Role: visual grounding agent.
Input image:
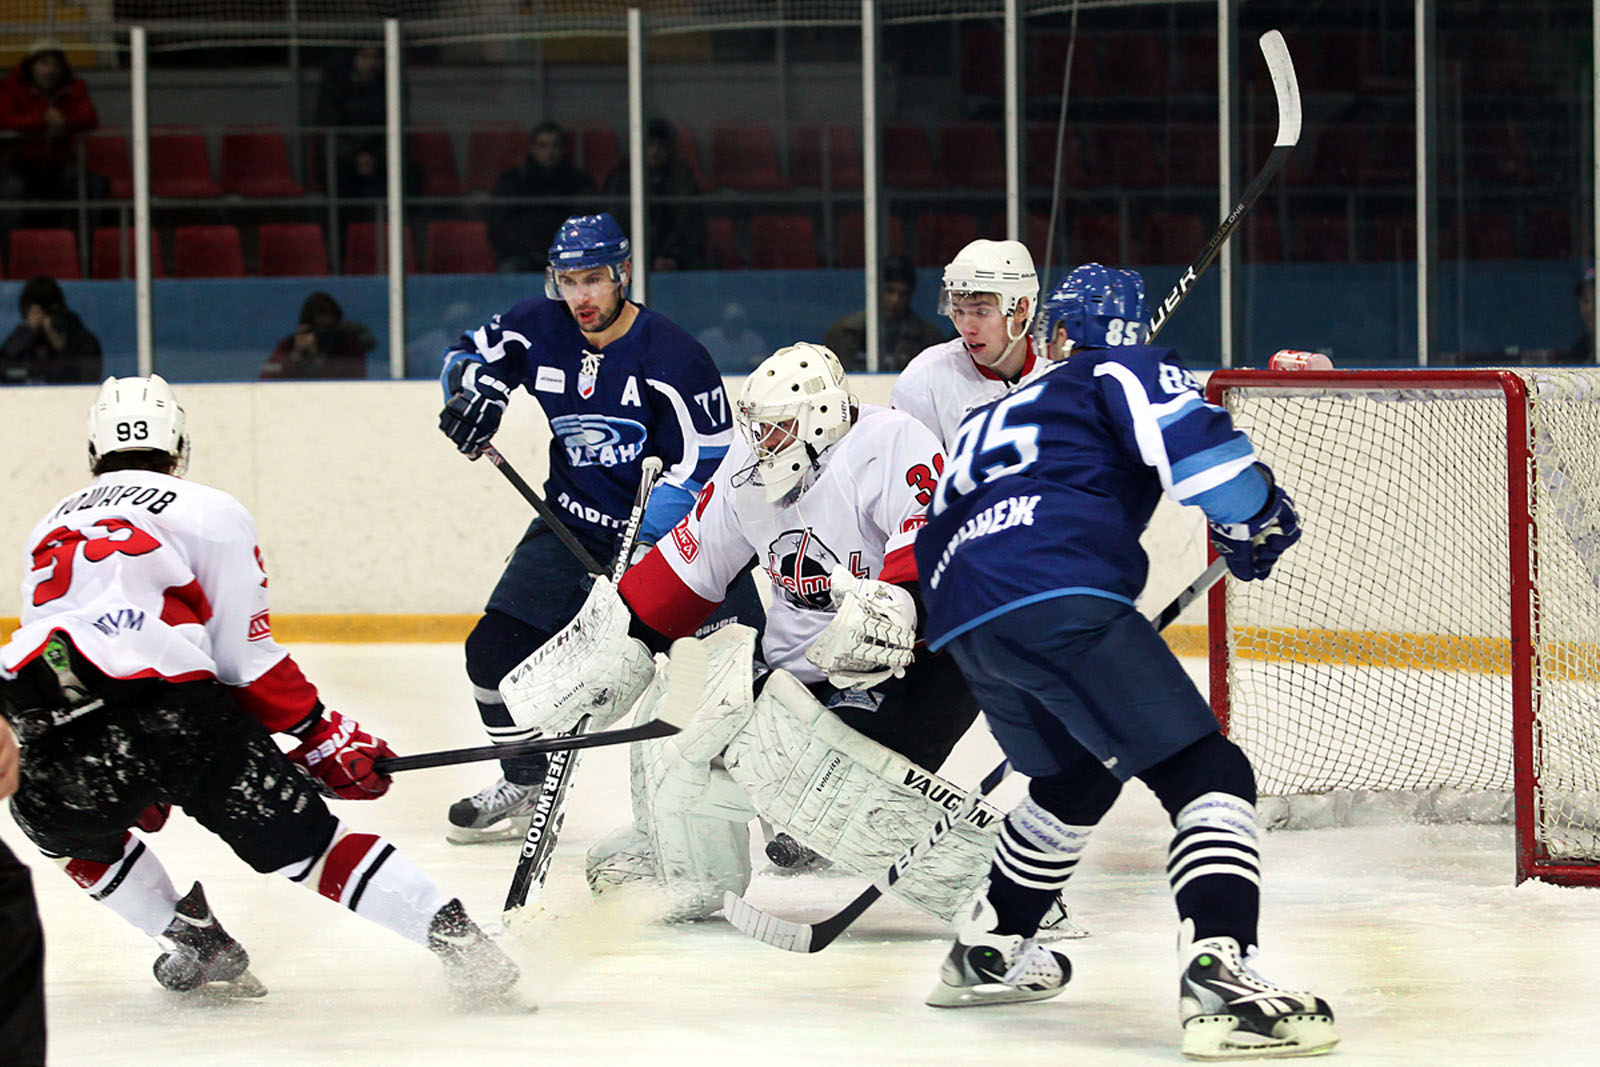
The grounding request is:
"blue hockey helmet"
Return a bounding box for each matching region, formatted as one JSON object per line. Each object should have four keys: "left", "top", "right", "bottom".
{"left": 546, "top": 212, "right": 631, "bottom": 299}
{"left": 1034, "top": 262, "right": 1148, "bottom": 356}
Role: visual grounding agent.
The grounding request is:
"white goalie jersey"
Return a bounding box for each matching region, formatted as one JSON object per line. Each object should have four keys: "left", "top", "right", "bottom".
{"left": 620, "top": 403, "right": 945, "bottom": 683}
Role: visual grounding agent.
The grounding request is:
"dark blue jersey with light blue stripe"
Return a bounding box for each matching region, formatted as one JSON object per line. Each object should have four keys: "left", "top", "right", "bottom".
{"left": 914, "top": 344, "right": 1267, "bottom": 650}
{"left": 441, "top": 297, "right": 732, "bottom": 546}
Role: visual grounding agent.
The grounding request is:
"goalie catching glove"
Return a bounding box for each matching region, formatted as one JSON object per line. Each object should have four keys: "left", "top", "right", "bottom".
{"left": 1208, "top": 463, "right": 1302, "bottom": 582}
{"left": 439, "top": 360, "right": 511, "bottom": 456}
{"left": 805, "top": 565, "right": 918, "bottom": 690}
{"left": 285, "top": 708, "right": 396, "bottom": 800}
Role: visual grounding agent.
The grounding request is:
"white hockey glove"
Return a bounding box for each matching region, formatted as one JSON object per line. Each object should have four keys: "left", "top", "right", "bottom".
{"left": 498, "top": 577, "right": 656, "bottom": 735}
{"left": 805, "top": 565, "right": 918, "bottom": 690}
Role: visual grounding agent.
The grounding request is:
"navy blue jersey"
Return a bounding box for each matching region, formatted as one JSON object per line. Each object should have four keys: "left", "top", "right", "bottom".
{"left": 915, "top": 345, "right": 1266, "bottom": 650}
{"left": 442, "top": 297, "right": 732, "bottom": 546}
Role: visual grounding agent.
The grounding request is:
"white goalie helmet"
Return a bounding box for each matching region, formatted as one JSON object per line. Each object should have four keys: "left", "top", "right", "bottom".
{"left": 87, "top": 374, "right": 189, "bottom": 474}
{"left": 737, "top": 342, "right": 854, "bottom": 502}
{"left": 937, "top": 239, "right": 1039, "bottom": 326}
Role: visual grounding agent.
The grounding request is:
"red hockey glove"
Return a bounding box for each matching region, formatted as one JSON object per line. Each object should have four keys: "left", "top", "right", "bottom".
{"left": 286, "top": 709, "right": 396, "bottom": 800}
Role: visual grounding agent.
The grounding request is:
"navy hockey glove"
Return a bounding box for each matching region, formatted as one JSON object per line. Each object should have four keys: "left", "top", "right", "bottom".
{"left": 1208, "top": 467, "right": 1301, "bottom": 581}
{"left": 439, "top": 362, "right": 511, "bottom": 456}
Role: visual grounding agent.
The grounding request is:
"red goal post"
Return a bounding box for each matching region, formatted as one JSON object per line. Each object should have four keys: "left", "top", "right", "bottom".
{"left": 1205, "top": 368, "right": 1600, "bottom": 887}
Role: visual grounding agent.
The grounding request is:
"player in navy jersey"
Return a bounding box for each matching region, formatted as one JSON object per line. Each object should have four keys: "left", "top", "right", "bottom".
{"left": 914, "top": 264, "right": 1337, "bottom": 1060}
{"left": 437, "top": 212, "right": 764, "bottom": 841}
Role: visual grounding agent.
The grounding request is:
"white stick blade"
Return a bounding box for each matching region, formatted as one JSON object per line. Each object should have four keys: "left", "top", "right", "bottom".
{"left": 1258, "top": 30, "right": 1303, "bottom": 148}
{"left": 722, "top": 891, "right": 813, "bottom": 952}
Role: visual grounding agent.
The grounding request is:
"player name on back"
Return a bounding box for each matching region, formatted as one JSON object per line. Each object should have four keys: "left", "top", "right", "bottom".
{"left": 927, "top": 493, "right": 1041, "bottom": 591}
{"left": 54, "top": 482, "right": 179, "bottom": 518}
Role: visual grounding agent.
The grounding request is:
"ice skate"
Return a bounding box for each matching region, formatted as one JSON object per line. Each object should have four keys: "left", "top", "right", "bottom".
{"left": 1178, "top": 930, "right": 1337, "bottom": 1060}
{"left": 925, "top": 894, "right": 1070, "bottom": 1008}
{"left": 427, "top": 898, "right": 524, "bottom": 1009}
{"left": 153, "top": 882, "right": 266, "bottom": 998}
{"left": 446, "top": 775, "right": 537, "bottom": 844}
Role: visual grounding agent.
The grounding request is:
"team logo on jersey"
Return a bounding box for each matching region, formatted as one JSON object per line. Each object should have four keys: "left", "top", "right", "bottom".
{"left": 578, "top": 349, "right": 604, "bottom": 399}
{"left": 247, "top": 610, "right": 272, "bottom": 641}
{"left": 763, "top": 529, "right": 867, "bottom": 610}
{"left": 549, "top": 413, "right": 649, "bottom": 467}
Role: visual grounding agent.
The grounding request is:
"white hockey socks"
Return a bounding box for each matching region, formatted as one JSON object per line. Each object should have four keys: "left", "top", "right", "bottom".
{"left": 275, "top": 823, "right": 448, "bottom": 945}
{"left": 61, "top": 830, "right": 181, "bottom": 936}
{"left": 1168, "top": 792, "right": 1261, "bottom": 947}
{"left": 985, "top": 796, "right": 1094, "bottom": 934}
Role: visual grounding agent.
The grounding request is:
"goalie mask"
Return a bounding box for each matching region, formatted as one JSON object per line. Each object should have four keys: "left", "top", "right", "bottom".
{"left": 87, "top": 374, "right": 189, "bottom": 475}
{"left": 1034, "top": 262, "right": 1148, "bottom": 359}
{"left": 737, "top": 343, "right": 854, "bottom": 503}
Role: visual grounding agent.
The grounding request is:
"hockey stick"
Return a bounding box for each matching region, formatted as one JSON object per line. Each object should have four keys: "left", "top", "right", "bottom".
{"left": 502, "top": 457, "right": 664, "bottom": 920}
{"left": 722, "top": 560, "right": 1230, "bottom": 953}
{"left": 479, "top": 444, "right": 606, "bottom": 577}
{"left": 374, "top": 714, "right": 682, "bottom": 774}
{"left": 1147, "top": 29, "right": 1301, "bottom": 340}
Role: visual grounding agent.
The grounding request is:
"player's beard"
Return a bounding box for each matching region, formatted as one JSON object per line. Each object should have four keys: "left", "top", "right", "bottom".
{"left": 576, "top": 287, "right": 626, "bottom": 336}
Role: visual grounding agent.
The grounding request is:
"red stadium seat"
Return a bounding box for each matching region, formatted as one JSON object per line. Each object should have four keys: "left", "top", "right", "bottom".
{"left": 466, "top": 127, "right": 529, "bottom": 191}
{"left": 425, "top": 220, "right": 495, "bottom": 274}
{"left": 220, "top": 130, "right": 304, "bottom": 197}
{"left": 834, "top": 213, "right": 906, "bottom": 269}
{"left": 708, "top": 125, "right": 788, "bottom": 191}
{"left": 150, "top": 130, "right": 222, "bottom": 198}
{"left": 1094, "top": 34, "right": 1167, "bottom": 98}
{"left": 938, "top": 124, "right": 1005, "bottom": 190}
{"left": 791, "top": 124, "right": 862, "bottom": 189}
{"left": 258, "top": 223, "right": 330, "bottom": 276}
{"left": 343, "top": 222, "right": 416, "bottom": 274}
{"left": 173, "top": 225, "right": 245, "bottom": 277}
{"left": 1165, "top": 125, "right": 1220, "bottom": 187}
{"left": 882, "top": 125, "right": 939, "bottom": 189}
{"left": 913, "top": 212, "right": 983, "bottom": 266}
{"left": 84, "top": 133, "right": 133, "bottom": 199}
{"left": 577, "top": 126, "right": 621, "bottom": 187}
{"left": 1089, "top": 126, "right": 1162, "bottom": 188}
{"left": 1243, "top": 214, "right": 1283, "bottom": 263}
{"left": 1142, "top": 211, "right": 1207, "bottom": 265}
{"left": 9, "top": 228, "right": 81, "bottom": 280}
{"left": 91, "top": 226, "right": 166, "bottom": 279}
{"left": 961, "top": 24, "right": 1004, "bottom": 100}
{"left": 1026, "top": 123, "right": 1089, "bottom": 189}
{"left": 749, "top": 215, "right": 820, "bottom": 269}
{"left": 1069, "top": 212, "right": 1123, "bottom": 264}
{"left": 409, "top": 129, "right": 463, "bottom": 196}
{"left": 706, "top": 216, "right": 743, "bottom": 269}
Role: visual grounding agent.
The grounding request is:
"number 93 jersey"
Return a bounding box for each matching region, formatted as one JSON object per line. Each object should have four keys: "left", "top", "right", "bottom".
{"left": 914, "top": 345, "right": 1258, "bottom": 651}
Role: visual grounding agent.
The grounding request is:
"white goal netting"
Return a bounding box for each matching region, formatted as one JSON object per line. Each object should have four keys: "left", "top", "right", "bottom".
{"left": 1212, "top": 369, "right": 1600, "bottom": 883}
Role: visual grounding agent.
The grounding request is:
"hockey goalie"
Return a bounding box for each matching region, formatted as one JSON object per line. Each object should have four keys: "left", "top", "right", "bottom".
{"left": 497, "top": 343, "right": 1059, "bottom": 927}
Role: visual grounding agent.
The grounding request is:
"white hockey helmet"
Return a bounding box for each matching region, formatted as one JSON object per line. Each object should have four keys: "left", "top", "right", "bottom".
{"left": 737, "top": 342, "right": 853, "bottom": 502}
{"left": 938, "top": 239, "right": 1039, "bottom": 324}
{"left": 87, "top": 374, "right": 189, "bottom": 475}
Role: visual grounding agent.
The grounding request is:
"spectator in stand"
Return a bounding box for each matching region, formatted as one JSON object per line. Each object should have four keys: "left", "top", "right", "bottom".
{"left": 260, "top": 291, "right": 374, "bottom": 380}
{"left": 490, "top": 122, "right": 596, "bottom": 273}
{"left": 694, "top": 302, "right": 768, "bottom": 370}
{"left": 1, "top": 275, "right": 102, "bottom": 385}
{"left": 824, "top": 254, "right": 949, "bottom": 372}
{"left": 0, "top": 39, "right": 105, "bottom": 234}
{"left": 604, "top": 118, "right": 706, "bottom": 271}
{"left": 314, "top": 46, "right": 412, "bottom": 200}
{"left": 1559, "top": 267, "right": 1596, "bottom": 364}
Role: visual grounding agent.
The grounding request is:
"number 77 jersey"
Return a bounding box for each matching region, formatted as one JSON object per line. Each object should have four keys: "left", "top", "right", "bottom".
{"left": 913, "top": 344, "right": 1259, "bottom": 652}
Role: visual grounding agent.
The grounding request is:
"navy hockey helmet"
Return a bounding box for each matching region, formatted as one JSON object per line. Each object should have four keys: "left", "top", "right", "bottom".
{"left": 1034, "top": 262, "right": 1148, "bottom": 356}
{"left": 546, "top": 212, "right": 631, "bottom": 299}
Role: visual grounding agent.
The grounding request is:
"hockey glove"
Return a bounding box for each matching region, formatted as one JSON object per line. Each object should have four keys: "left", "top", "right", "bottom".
{"left": 1208, "top": 465, "right": 1302, "bottom": 582}
{"left": 135, "top": 802, "right": 172, "bottom": 832}
{"left": 439, "top": 362, "right": 511, "bottom": 456}
{"left": 285, "top": 709, "right": 396, "bottom": 800}
{"left": 807, "top": 566, "right": 919, "bottom": 690}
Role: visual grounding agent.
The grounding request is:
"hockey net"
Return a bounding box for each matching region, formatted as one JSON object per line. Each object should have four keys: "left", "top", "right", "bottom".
{"left": 1206, "top": 369, "right": 1600, "bottom": 887}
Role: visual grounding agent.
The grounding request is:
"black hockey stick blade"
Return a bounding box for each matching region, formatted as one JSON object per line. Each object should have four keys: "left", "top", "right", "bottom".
{"left": 1147, "top": 29, "right": 1301, "bottom": 340}
{"left": 479, "top": 445, "right": 607, "bottom": 577}
{"left": 374, "top": 715, "right": 679, "bottom": 774}
{"left": 722, "top": 759, "right": 1012, "bottom": 953}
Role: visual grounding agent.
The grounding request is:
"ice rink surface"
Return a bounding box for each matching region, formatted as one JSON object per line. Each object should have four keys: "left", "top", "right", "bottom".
{"left": 5, "top": 644, "right": 1598, "bottom": 1067}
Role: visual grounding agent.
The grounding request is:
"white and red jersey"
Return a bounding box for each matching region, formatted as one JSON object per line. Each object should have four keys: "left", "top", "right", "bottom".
{"left": 1, "top": 470, "right": 318, "bottom": 731}
{"left": 621, "top": 403, "right": 945, "bottom": 684}
{"left": 890, "top": 336, "right": 1041, "bottom": 450}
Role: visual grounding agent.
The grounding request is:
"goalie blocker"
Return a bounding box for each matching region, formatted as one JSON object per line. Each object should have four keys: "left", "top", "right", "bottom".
{"left": 585, "top": 625, "right": 1004, "bottom": 923}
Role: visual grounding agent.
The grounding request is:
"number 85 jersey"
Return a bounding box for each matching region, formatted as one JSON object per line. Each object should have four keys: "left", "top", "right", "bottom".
{"left": 913, "top": 345, "right": 1259, "bottom": 651}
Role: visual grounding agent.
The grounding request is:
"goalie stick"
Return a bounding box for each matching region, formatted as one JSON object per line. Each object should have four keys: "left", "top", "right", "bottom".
{"left": 502, "top": 457, "right": 664, "bottom": 921}
{"left": 1147, "top": 29, "right": 1302, "bottom": 340}
{"left": 722, "top": 559, "right": 1230, "bottom": 953}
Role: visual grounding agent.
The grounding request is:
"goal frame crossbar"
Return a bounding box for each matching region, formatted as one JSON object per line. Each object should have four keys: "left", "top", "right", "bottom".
{"left": 1205, "top": 368, "right": 1595, "bottom": 887}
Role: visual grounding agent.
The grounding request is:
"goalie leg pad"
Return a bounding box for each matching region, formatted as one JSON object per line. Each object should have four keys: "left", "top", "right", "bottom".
{"left": 497, "top": 578, "right": 656, "bottom": 735}
{"left": 723, "top": 670, "right": 1004, "bottom": 923}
